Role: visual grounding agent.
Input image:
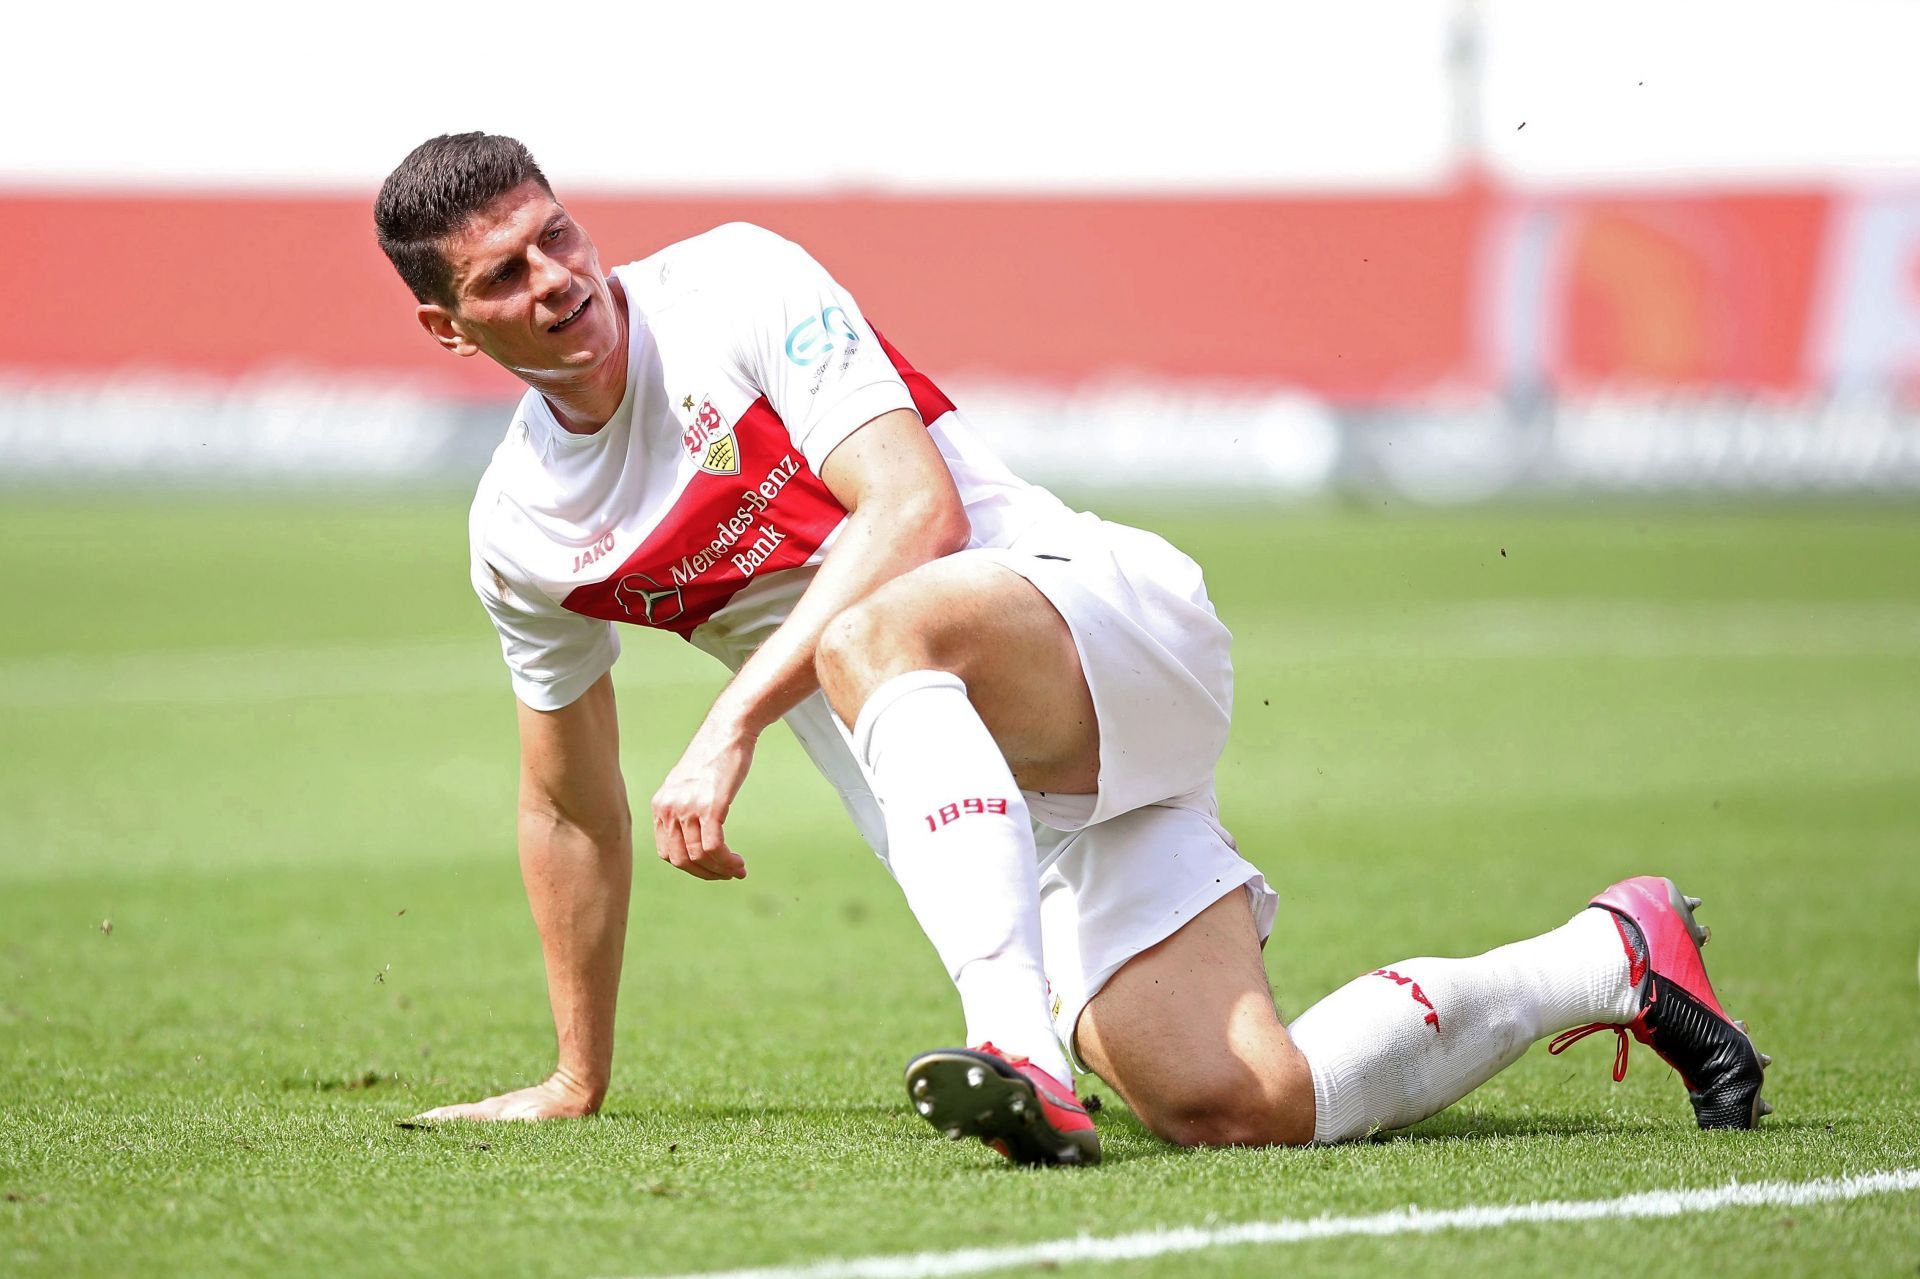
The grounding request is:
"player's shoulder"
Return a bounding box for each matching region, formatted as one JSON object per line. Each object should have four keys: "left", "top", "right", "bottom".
{"left": 623, "top": 222, "right": 811, "bottom": 299}
{"left": 663, "top": 220, "right": 799, "bottom": 263}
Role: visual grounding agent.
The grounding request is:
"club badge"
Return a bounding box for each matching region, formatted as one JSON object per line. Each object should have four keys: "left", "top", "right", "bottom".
{"left": 682, "top": 395, "right": 741, "bottom": 476}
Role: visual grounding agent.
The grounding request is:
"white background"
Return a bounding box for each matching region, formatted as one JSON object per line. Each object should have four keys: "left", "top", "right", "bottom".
{"left": 7, "top": 0, "right": 1918, "bottom": 192}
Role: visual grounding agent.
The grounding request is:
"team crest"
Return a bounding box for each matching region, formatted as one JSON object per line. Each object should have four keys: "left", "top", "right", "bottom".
{"left": 682, "top": 395, "right": 741, "bottom": 476}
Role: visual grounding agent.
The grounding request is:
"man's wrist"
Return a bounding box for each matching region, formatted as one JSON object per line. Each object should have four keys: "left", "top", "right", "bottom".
{"left": 702, "top": 693, "right": 770, "bottom": 743}
{"left": 550, "top": 1064, "right": 607, "bottom": 1107}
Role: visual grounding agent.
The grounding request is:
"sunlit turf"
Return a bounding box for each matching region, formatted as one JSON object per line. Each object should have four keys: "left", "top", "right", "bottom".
{"left": 3, "top": 494, "right": 1918, "bottom": 1278}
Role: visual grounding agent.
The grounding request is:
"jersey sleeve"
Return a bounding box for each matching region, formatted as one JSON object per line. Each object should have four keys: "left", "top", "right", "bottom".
{"left": 470, "top": 546, "right": 620, "bottom": 712}
{"left": 726, "top": 225, "right": 917, "bottom": 475}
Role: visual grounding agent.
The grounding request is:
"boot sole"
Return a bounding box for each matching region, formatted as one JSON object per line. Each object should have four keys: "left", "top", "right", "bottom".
{"left": 904, "top": 1050, "right": 1101, "bottom": 1166}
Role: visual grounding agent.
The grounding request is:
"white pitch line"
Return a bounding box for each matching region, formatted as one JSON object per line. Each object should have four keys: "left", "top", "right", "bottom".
{"left": 611, "top": 1168, "right": 1920, "bottom": 1279}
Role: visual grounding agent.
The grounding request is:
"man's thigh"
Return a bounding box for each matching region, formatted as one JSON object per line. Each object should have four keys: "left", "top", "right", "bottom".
{"left": 827, "top": 554, "right": 1100, "bottom": 795}
{"left": 1076, "top": 890, "right": 1315, "bottom": 1146}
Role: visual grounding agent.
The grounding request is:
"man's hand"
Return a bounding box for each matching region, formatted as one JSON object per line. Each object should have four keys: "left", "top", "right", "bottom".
{"left": 410, "top": 1068, "right": 600, "bottom": 1123}
{"left": 651, "top": 717, "right": 754, "bottom": 880}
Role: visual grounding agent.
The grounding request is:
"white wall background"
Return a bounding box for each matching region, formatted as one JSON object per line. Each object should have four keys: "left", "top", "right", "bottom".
{"left": 8, "top": 0, "right": 1917, "bottom": 192}
{"left": 1480, "top": 0, "right": 1920, "bottom": 186}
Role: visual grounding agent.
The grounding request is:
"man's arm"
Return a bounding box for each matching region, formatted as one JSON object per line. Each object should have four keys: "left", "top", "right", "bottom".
{"left": 414, "top": 670, "right": 632, "bottom": 1121}
{"left": 650, "top": 407, "right": 967, "bottom": 877}
{"left": 419, "top": 409, "right": 956, "bottom": 1119}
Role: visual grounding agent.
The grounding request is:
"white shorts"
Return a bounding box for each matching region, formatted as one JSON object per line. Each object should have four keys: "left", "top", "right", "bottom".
{"left": 970, "top": 511, "right": 1279, "bottom": 1064}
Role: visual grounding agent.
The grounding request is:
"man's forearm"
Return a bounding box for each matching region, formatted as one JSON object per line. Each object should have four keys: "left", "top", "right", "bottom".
{"left": 647, "top": 411, "right": 968, "bottom": 880}
{"left": 704, "top": 493, "right": 966, "bottom": 738}
{"left": 518, "top": 804, "right": 633, "bottom": 1103}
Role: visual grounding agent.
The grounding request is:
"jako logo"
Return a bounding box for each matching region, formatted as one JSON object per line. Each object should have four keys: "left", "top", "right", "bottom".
{"left": 784, "top": 305, "right": 858, "bottom": 366}
{"left": 1370, "top": 967, "right": 1441, "bottom": 1032}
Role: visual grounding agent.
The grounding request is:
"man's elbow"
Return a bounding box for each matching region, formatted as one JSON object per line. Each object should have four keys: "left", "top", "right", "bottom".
{"left": 921, "top": 495, "right": 971, "bottom": 559}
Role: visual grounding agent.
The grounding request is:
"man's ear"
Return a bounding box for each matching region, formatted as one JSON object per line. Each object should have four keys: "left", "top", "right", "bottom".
{"left": 417, "top": 303, "right": 481, "bottom": 358}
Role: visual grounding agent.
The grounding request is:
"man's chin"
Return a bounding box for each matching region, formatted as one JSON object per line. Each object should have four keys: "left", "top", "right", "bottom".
{"left": 501, "top": 341, "right": 612, "bottom": 382}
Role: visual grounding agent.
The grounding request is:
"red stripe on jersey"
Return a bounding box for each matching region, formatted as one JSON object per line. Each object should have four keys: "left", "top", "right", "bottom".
{"left": 872, "top": 328, "right": 957, "bottom": 425}
{"left": 560, "top": 397, "right": 847, "bottom": 637}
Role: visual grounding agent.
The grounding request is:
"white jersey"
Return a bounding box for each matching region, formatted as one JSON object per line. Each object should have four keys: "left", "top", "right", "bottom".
{"left": 469, "top": 225, "right": 1273, "bottom": 1027}
{"left": 469, "top": 222, "right": 1069, "bottom": 839}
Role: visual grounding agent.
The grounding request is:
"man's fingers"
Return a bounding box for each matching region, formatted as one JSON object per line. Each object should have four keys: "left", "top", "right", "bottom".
{"left": 684, "top": 814, "right": 746, "bottom": 878}
{"left": 698, "top": 816, "right": 746, "bottom": 874}
{"left": 691, "top": 816, "right": 747, "bottom": 879}
{"left": 679, "top": 815, "right": 717, "bottom": 874}
{"left": 653, "top": 811, "right": 691, "bottom": 864}
{"left": 652, "top": 794, "right": 746, "bottom": 880}
{"left": 661, "top": 816, "right": 723, "bottom": 880}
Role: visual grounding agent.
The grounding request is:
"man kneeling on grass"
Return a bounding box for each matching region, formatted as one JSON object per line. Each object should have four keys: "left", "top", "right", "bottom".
{"left": 375, "top": 133, "right": 1771, "bottom": 1164}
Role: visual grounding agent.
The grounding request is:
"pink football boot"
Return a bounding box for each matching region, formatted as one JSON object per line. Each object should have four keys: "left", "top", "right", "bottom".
{"left": 904, "top": 1043, "right": 1101, "bottom": 1166}
{"left": 1550, "top": 875, "right": 1772, "bottom": 1129}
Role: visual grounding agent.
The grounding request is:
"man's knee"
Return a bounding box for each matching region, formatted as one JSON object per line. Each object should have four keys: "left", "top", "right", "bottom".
{"left": 814, "top": 600, "right": 881, "bottom": 717}
{"left": 816, "top": 592, "right": 946, "bottom": 722}
{"left": 1133, "top": 1066, "right": 1315, "bottom": 1148}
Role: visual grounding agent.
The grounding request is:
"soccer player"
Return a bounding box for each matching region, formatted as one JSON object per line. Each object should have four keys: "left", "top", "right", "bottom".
{"left": 375, "top": 134, "right": 1770, "bottom": 1163}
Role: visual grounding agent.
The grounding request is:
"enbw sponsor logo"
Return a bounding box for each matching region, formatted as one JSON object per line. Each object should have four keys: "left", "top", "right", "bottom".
{"left": 784, "top": 305, "right": 858, "bottom": 366}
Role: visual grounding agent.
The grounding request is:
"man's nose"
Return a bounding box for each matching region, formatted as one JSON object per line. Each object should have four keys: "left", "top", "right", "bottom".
{"left": 529, "top": 248, "right": 571, "bottom": 297}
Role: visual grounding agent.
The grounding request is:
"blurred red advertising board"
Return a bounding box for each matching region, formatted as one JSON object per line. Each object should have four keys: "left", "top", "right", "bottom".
{"left": 0, "top": 184, "right": 1852, "bottom": 401}
{"left": 1535, "top": 192, "right": 1828, "bottom": 393}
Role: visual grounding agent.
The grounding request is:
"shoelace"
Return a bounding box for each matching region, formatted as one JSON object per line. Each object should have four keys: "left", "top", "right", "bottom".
{"left": 974, "top": 1043, "right": 1087, "bottom": 1117}
{"left": 976, "top": 1041, "right": 1028, "bottom": 1068}
{"left": 1548, "top": 1022, "right": 1633, "bottom": 1082}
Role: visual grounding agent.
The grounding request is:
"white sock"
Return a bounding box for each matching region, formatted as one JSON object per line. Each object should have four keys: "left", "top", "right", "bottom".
{"left": 853, "top": 670, "right": 1072, "bottom": 1084}
{"left": 1287, "top": 906, "right": 1641, "bottom": 1143}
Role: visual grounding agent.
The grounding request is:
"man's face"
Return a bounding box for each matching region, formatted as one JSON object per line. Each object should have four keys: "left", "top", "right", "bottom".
{"left": 419, "top": 182, "right": 620, "bottom": 378}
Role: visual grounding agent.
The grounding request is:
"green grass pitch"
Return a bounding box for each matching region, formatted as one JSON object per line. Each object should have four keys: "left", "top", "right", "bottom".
{"left": 2, "top": 495, "right": 1917, "bottom": 1277}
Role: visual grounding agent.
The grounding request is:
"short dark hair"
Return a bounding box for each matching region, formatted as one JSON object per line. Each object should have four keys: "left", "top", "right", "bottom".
{"left": 374, "top": 133, "right": 553, "bottom": 306}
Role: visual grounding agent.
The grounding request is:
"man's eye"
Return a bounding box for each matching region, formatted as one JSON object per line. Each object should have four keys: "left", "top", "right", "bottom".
{"left": 491, "top": 263, "right": 516, "bottom": 284}
{"left": 545, "top": 224, "right": 567, "bottom": 242}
